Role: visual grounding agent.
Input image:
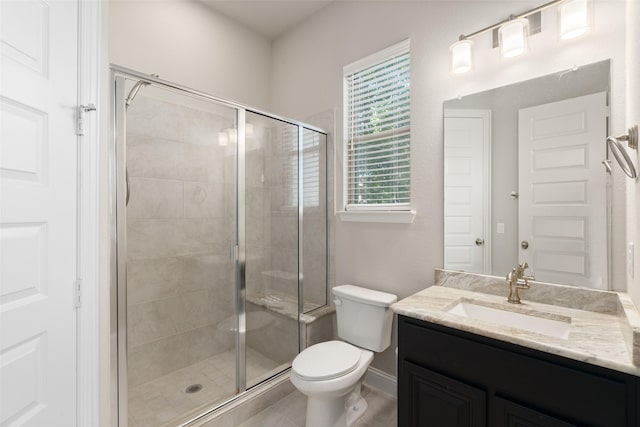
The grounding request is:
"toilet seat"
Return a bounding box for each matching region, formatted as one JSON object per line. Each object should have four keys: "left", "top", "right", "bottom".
{"left": 292, "top": 341, "right": 361, "bottom": 381}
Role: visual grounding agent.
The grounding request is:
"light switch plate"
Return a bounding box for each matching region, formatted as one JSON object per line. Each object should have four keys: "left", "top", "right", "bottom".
{"left": 497, "top": 223, "right": 505, "bottom": 234}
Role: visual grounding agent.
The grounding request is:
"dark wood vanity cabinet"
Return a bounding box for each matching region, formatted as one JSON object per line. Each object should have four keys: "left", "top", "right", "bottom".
{"left": 397, "top": 315, "right": 640, "bottom": 427}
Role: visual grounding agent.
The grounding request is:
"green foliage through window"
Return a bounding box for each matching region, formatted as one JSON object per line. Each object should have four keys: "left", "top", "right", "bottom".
{"left": 346, "top": 49, "right": 410, "bottom": 207}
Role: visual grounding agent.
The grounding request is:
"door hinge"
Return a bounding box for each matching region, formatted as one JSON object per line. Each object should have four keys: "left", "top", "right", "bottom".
{"left": 74, "top": 279, "right": 82, "bottom": 309}
{"left": 76, "top": 103, "right": 97, "bottom": 136}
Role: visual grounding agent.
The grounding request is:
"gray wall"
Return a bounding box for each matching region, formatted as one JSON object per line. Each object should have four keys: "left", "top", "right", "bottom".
{"left": 269, "top": 0, "right": 627, "bottom": 376}
{"left": 110, "top": 0, "right": 272, "bottom": 109}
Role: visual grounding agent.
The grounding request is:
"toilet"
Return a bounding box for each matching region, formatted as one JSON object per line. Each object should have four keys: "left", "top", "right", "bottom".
{"left": 290, "top": 284, "right": 397, "bottom": 427}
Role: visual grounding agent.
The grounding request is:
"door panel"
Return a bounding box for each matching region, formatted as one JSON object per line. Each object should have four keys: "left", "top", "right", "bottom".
{"left": 0, "top": 0, "right": 78, "bottom": 426}
{"left": 494, "top": 396, "right": 577, "bottom": 427}
{"left": 399, "top": 360, "right": 486, "bottom": 427}
{"left": 122, "top": 83, "right": 239, "bottom": 426}
{"left": 444, "top": 110, "right": 491, "bottom": 273}
{"left": 518, "top": 92, "right": 607, "bottom": 289}
{"left": 244, "top": 112, "right": 299, "bottom": 388}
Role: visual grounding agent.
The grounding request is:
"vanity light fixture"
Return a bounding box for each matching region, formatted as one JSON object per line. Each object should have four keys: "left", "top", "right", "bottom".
{"left": 559, "top": 0, "right": 588, "bottom": 40}
{"left": 450, "top": 39, "right": 474, "bottom": 74}
{"left": 219, "top": 124, "right": 253, "bottom": 146}
{"left": 449, "top": 0, "right": 588, "bottom": 74}
{"left": 228, "top": 128, "right": 238, "bottom": 144}
{"left": 499, "top": 17, "right": 529, "bottom": 58}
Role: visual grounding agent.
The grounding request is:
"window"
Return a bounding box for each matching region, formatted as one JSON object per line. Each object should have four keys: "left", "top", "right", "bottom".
{"left": 301, "top": 129, "right": 321, "bottom": 208}
{"left": 283, "top": 126, "right": 322, "bottom": 209}
{"left": 344, "top": 40, "right": 410, "bottom": 211}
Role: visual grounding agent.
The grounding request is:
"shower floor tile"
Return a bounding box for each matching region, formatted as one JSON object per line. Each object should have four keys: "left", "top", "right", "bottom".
{"left": 128, "top": 348, "right": 282, "bottom": 427}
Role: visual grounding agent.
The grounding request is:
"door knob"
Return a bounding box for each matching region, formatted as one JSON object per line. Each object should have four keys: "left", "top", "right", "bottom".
{"left": 521, "top": 240, "right": 529, "bottom": 250}
{"left": 475, "top": 238, "right": 484, "bottom": 246}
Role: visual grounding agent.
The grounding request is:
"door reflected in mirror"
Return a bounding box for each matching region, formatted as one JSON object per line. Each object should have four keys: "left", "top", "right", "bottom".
{"left": 443, "top": 60, "right": 610, "bottom": 289}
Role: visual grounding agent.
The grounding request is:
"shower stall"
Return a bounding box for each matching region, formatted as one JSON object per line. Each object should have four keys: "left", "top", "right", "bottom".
{"left": 111, "top": 66, "right": 329, "bottom": 426}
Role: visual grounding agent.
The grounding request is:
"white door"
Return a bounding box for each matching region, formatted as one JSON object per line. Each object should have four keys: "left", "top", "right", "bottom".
{"left": 0, "top": 0, "right": 78, "bottom": 425}
{"left": 444, "top": 109, "right": 491, "bottom": 273}
{"left": 518, "top": 92, "right": 607, "bottom": 289}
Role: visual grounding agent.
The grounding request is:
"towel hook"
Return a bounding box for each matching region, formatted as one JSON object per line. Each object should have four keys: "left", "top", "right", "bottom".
{"left": 607, "top": 124, "right": 638, "bottom": 179}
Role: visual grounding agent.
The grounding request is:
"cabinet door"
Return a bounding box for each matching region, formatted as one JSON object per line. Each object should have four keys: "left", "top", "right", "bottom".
{"left": 399, "top": 360, "right": 486, "bottom": 427}
{"left": 494, "top": 396, "right": 577, "bottom": 427}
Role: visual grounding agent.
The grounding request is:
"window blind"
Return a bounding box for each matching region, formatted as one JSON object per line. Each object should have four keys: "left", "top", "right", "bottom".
{"left": 345, "top": 47, "right": 410, "bottom": 209}
{"left": 283, "top": 126, "right": 322, "bottom": 208}
{"left": 302, "top": 129, "right": 321, "bottom": 208}
{"left": 281, "top": 125, "right": 298, "bottom": 209}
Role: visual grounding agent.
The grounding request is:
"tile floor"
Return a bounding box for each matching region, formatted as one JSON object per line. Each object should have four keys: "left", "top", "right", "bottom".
{"left": 128, "top": 348, "right": 283, "bottom": 427}
{"left": 237, "top": 385, "right": 398, "bottom": 427}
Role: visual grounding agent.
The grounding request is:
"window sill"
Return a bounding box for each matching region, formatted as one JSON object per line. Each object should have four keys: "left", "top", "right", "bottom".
{"left": 337, "top": 210, "right": 416, "bottom": 224}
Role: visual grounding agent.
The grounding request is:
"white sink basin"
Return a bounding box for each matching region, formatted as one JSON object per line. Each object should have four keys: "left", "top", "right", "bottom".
{"left": 447, "top": 301, "right": 571, "bottom": 339}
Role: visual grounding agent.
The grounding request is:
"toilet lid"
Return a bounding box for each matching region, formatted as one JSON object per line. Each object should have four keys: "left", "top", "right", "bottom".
{"left": 292, "top": 341, "right": 361, "bottom": 381}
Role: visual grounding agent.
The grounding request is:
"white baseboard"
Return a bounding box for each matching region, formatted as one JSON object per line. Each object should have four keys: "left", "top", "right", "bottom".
{"left": 363, "top": 367, "right": 397, "bottom": 398}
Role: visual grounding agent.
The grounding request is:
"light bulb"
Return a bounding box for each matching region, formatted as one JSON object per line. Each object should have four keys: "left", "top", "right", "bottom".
{"left": 218, "top": 130, "right": 229, "bottom": 146}
{"left": 228, "top": 128, "right": 237, "bottom": 144}
{"left": 560, "top": 0, "right": 588, "bottom": 40}
{"left": 499, "top": 18, "right": 529, "bottom": 58}
{"left": 450, "top": 39, "right": 474, "bottom": 74}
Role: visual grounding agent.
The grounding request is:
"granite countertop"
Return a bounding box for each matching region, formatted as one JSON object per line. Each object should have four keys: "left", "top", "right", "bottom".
{"left": 391, "top": 269, "right": 640, "bottom": 377}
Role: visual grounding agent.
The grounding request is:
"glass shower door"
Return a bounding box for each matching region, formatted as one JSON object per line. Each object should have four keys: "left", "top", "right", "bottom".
{"left": 243, "top": 112, "right": 300, "bottom": 388}
{"left": 302, "top": 128, "right": 328, "bottom": 312}
{"left": 115, "top": 69, "right": 328, "bottom": 427}
{"left": 121, "top": 78, "right": 239, "bottom": 426}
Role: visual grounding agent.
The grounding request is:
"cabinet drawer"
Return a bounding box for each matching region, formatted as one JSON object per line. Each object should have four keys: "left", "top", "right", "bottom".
{"left": 399, "top": 317, "right": 632, "bottom": 426}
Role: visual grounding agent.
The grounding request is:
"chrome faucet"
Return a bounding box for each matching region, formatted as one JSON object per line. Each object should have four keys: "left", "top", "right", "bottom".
{"left": 506, "top": 262, "right": 535, "bottom": 304}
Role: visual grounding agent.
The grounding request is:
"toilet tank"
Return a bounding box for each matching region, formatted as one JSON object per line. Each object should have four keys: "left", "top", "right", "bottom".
{"left": 332, "top": 285, "right": 398, "bottom": 352}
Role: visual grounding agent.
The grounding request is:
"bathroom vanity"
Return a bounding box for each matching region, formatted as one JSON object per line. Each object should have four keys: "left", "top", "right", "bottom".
{"left": 393, "top": 270, "right": 640, "bottom": 427}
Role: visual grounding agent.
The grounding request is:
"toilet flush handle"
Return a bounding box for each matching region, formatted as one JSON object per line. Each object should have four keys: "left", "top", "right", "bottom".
{"left": 333, "top": 298, "right": 342, "bottom": 306}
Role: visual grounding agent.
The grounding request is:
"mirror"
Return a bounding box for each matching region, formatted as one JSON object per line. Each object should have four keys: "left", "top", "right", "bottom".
{"left": 443, "top": 60, "right": 610, "bottom": 289}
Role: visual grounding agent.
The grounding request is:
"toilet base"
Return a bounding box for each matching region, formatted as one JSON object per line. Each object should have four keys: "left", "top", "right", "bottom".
{"left": 305, "top": 383, "right": 367, "bottom": 427}
{"left": 345, "top": 394, "right": 368, "bottom": 426}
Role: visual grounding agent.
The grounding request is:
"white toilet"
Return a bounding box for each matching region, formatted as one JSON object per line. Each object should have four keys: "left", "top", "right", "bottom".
{"left": 290, "top": 284, "right": 397, "bottom": 427}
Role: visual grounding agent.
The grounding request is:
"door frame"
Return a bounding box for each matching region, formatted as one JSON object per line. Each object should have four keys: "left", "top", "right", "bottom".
{"left": 77, "top": 0, "right": 106, "bottom": 426}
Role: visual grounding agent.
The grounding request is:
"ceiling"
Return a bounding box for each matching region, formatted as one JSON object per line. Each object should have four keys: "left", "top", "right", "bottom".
{"left": 199, "top": 0, "right": 335, "bottom": 39}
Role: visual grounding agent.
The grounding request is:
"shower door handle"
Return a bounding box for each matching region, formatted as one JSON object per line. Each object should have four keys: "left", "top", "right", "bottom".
{"left": 126, "top": 168, "right": 130, "bottom": 206}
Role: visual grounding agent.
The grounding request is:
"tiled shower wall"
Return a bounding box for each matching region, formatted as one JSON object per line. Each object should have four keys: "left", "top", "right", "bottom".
{"left": 302, "top": 128, "right": 328, "bottom": 309}
{"left": 242, "top": 116, "right": 330, "bottom": 367}
{"left": 258, "top": 123, "right": 328, "bottom": 311}
{"left": 245, "top": 118, "right": 299, "bottom": 369}
{"left": 125, "top": 95, "right": 237, "bottom": 387}
{"left": 123, "top": 94, "right": 332, "bottom": 389}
